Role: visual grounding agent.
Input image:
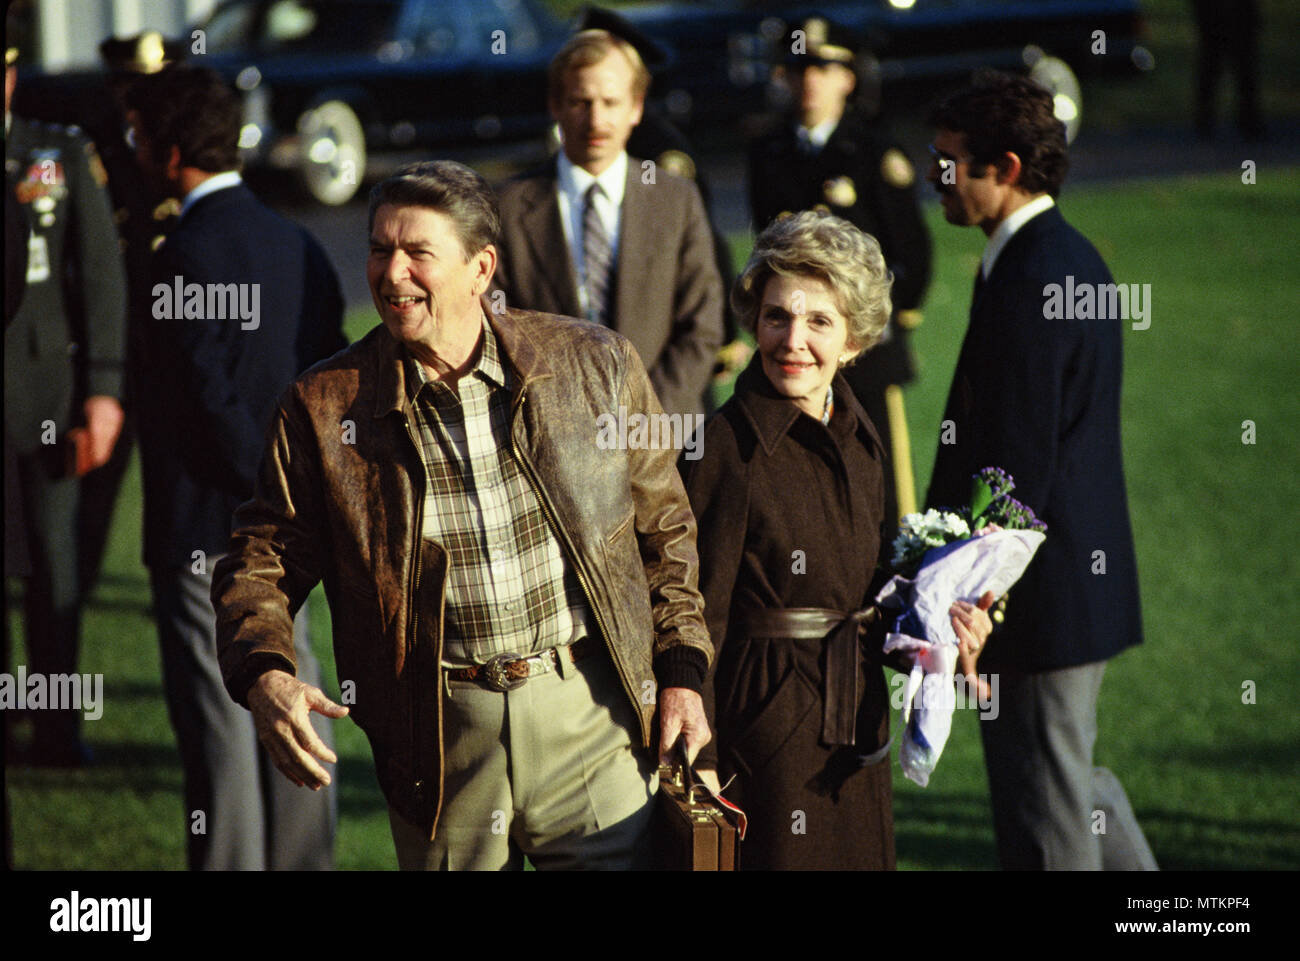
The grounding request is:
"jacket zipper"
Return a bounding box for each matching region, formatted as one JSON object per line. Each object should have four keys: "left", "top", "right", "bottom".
{"left": 400, "top": 411, "right": 441, "bottom": 833}
{"left": 508, "top": 387, "right": 648, "bottom": 746}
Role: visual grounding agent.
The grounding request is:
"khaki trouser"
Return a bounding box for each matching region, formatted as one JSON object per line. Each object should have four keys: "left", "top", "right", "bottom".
{"left": 388, "top": 647, "right": 655, "bottom": 870}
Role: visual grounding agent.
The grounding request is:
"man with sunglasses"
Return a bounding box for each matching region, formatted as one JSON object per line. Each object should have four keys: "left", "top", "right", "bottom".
{"left": 924, "top": 71, "right": 1156, "bottom": 871}
{"left": 748, "top": 17, "right": 931, "bottom": 545}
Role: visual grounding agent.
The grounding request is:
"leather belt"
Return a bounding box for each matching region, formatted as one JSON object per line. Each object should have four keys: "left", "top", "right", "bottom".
{"left": 444, "top": 636, "right": 600, "bottom": 692}
{"left": 742, "top": 605, "right": 879, "bottom": 747}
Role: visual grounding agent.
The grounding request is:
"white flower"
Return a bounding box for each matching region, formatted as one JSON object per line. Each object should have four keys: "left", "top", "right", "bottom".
{"left": 892, "top": 511, "right": 970, "bottom": 569}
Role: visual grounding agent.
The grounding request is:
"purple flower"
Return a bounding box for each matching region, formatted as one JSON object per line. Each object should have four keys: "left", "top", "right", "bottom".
{"left": 975, "top": 466, "right": 1014, "bottom": 501}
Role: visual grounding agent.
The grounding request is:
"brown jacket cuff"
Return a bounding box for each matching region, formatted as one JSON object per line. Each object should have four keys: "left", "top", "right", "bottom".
{"left": 228, "top": 652, "right": 297, "bottom": 709}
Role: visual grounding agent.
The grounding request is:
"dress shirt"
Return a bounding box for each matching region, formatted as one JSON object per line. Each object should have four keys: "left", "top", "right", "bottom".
{"left": 795, "top": 116, "right": 839, "bottom": 154}
{"left": 178, "top": 170, "right": 243, "bottom": 220}
{"left": 555, "top": 151, "right": 628, "bottom": 319}
{"left": 981, "top": 193, "right": 1056, "bottom": 279}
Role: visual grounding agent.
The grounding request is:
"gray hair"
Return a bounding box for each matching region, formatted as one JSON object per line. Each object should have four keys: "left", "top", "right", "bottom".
{"left": 732, "top": 210, "right": 892, "bottom": 361}
{"left": 367, "top": 160, "right": 500, "bottom": 260}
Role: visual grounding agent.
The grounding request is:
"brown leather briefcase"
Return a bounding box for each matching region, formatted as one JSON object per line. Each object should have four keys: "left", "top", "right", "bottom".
{"left": 652, "top": 742, "right": 747, "bottom": 871}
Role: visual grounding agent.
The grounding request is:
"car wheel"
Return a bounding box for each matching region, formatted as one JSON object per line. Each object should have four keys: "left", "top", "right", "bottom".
{"left": 297, "top": 100, "right": 366, "bottom": 206}
{"left": 1024, "top": 48, "right": 1083, "bottom": 144}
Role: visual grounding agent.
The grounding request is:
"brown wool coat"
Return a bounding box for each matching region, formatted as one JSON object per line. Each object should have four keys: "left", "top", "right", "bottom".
{"left": 681, "top": 358, "right": 902, "bottom": 870}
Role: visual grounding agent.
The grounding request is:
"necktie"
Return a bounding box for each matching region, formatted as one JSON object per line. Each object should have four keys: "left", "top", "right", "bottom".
{"left": 583, "top": 183, "right": 613, "bottom": 326}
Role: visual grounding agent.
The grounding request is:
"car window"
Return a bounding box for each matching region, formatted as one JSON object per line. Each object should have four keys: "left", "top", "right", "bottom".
{"left": 464, "top": 0, "right": 540, "bottom": 54}
{"left": 260, "top": 0, "right": 400, "bottom": 53}
{"left": 202, "top": 1, "right": 260, "bottom": 53}
{"left": 406, "top": 0, "right": 460, "bottom": 57}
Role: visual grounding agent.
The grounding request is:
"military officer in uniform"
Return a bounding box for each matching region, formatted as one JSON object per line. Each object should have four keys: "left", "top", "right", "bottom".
{"left": 74, "top": 32, "right": 185, "bottom": 600}
{"left": 5, "top": 32, "right": 128, "bottom": 765}
{"left": 748, "top": 18, "right": 931, "bottom": 542}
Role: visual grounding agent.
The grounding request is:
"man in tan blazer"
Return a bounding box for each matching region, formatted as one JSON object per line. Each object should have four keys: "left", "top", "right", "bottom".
{"left": 494, "top": 29, "right": 723, "bottom": 418}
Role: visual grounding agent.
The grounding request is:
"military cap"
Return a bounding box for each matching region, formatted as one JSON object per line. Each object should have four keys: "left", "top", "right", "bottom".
{"left": 99, "top": 31, "right": 186, "bottom": 75}
{"left": 576, "top": 5, "right": 669, "bottom": 70}
{"left": 782, "top": 15, "right": 859, "bottom": 72}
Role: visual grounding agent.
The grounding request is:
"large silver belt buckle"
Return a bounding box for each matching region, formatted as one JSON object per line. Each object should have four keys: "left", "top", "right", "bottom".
{"left": 482, "top": 652, "right": 527, "bottom": 692}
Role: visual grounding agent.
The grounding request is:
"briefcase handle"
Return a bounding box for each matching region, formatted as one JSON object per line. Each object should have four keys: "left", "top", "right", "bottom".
{"left": 671, "top": 737, "right": 698, "bottom": 803}
{"left": 665, "top": 736, "right": 749, "bottom": 841}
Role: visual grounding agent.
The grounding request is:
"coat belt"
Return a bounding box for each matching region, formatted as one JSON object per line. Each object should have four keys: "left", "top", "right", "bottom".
{"left": 741, "top": 606, "right": 880, "bottom": 747}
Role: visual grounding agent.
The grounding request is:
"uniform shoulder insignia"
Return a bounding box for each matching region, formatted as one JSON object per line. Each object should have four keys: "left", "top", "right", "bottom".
{"left": 881, "top": 148, "right": 915, "bottom": 189}
{"left": 823, "top": 176, "right": 857, "bottom": 208}
{"left": 85, "top": 142, "right": 110, "bottom": 187}
{"left": 153, "top": 198, "right": 181, "bottom": 220}
{"left": 656, "top": 149, "right": 696, "bottom": 181}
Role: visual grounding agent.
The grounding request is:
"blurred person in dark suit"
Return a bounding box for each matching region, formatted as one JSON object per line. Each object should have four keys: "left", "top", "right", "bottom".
{"left": 1191, "top": 0, "right": 1263, "bottom": 141}
{"left": 5, "top": 25, "right": 127, "bottom": 767}
{"left": 749, "top": 18, "right": 931, "bottom": 541}
{"left": 924, "top": 71, "right": 1155, "bottom": 870}
{"left": 74, "top": 32, "right": 186, "bottom": 602}
{"left": 124, "top": 64, "right": 346, "bottom": 870}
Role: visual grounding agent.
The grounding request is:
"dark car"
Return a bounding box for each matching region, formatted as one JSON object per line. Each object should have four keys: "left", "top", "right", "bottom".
{"left": 194, "top": 0, "right": 571, "bottom": 203}
{"left": 619, "top": 0, "right": 1153, "bottom": 142}
{"left": 14, "top": 0, "right": 570, "bottom": 205}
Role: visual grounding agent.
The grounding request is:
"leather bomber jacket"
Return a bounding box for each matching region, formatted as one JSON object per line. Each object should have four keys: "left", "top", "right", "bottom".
{"left": 211, "top": 305, "right": 712, "bottom": 838}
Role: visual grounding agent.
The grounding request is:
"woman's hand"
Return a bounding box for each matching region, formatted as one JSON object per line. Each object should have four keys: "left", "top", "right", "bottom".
{"left": 951, "top": 590, "right": 997, "bottom": 700}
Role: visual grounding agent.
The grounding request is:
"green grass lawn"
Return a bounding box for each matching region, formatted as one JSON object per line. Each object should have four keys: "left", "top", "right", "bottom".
{"left": 8, "top": 169, "right": 1299, "bottom": 870}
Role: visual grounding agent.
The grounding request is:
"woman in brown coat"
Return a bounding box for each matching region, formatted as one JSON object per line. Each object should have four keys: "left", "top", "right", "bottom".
{"left": 682, "top": 211, "right": 991, "bottom": 869}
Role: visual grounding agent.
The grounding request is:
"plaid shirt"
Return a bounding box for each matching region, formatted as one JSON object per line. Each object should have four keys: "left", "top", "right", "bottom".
{"left": 405, "top": 316, "right": 592, "bottom": 666}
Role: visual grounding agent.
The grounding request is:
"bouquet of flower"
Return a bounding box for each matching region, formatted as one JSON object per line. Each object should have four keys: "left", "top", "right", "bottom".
{"left": 876, "top": 468, "right": 1047, "bottom": 786}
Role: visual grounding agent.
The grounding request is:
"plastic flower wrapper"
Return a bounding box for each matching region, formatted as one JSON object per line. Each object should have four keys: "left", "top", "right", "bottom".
{"left": 875, "top": 468, "right": 1047, "bottom": 786}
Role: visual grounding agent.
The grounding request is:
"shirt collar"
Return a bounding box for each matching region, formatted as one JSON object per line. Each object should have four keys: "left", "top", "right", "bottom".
{"left": 179, "top": 170, "right": 243, "bottom": 219}
{"left": 796, "top": 116, "right": 839, "bottom": 152}
{"left": 981, "top": 193, "right": 1055, "bottom": 279}
{"left": 557, "top": 150, "right": 628, "bottom": 208}
{"left": 405, "top": 312, "right": 507, "bottom": 399}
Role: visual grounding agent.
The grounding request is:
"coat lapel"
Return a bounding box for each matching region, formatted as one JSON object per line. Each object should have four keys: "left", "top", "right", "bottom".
{"left": 612, "top": 165, "right": 656, "bottom": 360}
{"left": 519, "top": 165, "right": 582, "bottom": 317}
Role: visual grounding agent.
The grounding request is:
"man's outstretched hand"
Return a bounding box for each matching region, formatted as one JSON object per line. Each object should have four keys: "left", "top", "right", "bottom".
{"left": 248, "top": 669, "right": 349, "bottom": 789}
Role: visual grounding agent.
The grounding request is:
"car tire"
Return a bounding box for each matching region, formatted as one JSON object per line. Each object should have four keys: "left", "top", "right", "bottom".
{"left": 1026, "top": 51, "right": 1083, "bottom": 144}
{"left": 297, "top": 100, "right": 366, "bottom": 206}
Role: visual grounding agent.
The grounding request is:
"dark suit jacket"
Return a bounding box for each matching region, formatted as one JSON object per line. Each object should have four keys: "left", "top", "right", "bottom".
{"left": 136, "top": 182, "right": 346, "bottom": 568}
{"left": 749, "top": 106, "right": 931, "bottom": 389}
{"left": 926, "top": 206, "right": 1142, "bottom": 671}
{"left": 494, "top": 156, "right": 724, "bottom": 418}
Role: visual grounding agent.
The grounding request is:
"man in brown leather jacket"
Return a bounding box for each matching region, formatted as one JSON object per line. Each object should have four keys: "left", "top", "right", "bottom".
{"left": 211, "top": 160, "right": 712, "bottom": 870}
